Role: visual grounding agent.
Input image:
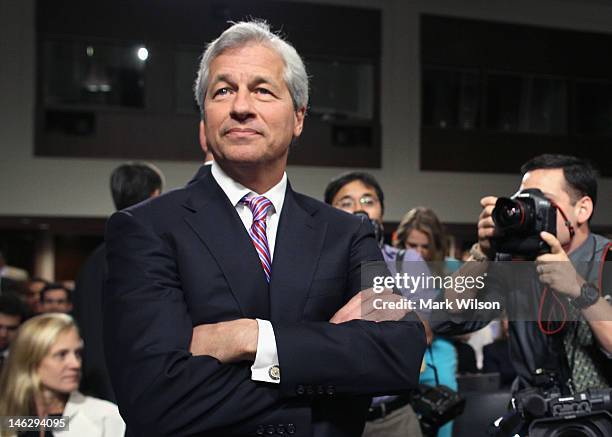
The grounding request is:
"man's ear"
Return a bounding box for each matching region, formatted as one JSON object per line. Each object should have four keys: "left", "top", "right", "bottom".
{"left": 293, "top": 107, "right": 306, "bottom": 137}
{"left": 575, "top": 196, "right": 594, "bottom": 225}
{"left": 199, "top": 120, "right": 208, "bottom": 155}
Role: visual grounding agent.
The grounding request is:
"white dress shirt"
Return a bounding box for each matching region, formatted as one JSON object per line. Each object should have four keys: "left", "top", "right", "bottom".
{"left": 210, "top": 161, "right": 283, "bottom": 384}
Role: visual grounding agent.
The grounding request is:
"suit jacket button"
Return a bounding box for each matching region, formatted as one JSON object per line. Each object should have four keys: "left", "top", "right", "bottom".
{"left": 287, "top": 423, "right": 296, "bottom": 434}
{"left": 277, "top": 424, "right": 286, "bottom": 435}
{"left": 326, "top": 385, "right": 335, "bottom": 395}
{"left": 296, "top": 384, "right": 305, "bottom": 395}
{"left": 306, "top": 385, "right": 314, "bottom": 395}
{"left": 256, "top": 425, "right": 265, "bottom": 435}
{"left": 265, "top": 424, "right": 275, "bottom": 435}
{"left": 316, "top": 385, "right": 324, "bottom": 395}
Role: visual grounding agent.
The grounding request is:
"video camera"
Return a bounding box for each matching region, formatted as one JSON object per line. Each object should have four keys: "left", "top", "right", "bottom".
{"left": 491, "top": 188, "right": 557, "bottom": 259}
{"left": 491, "top": 370, "right": 612, "bottom": 437}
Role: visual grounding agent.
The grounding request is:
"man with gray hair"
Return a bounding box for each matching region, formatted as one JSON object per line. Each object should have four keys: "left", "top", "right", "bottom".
{"left": 104, "top": 20, "right": 426, "bottom": 437}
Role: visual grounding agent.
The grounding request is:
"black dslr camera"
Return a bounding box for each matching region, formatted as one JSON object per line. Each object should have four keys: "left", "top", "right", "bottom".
{"left": 491, "top": 370, "right": 612, "bottom": 437}
{"left": 491, "top": 188, "right": 557, "bottom": 259}
{"left": 410, "top": 384, "right": 465, "bottom": 436}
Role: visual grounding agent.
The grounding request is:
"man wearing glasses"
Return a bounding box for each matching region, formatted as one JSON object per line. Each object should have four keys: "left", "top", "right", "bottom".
{"left": 325, "top": 172, "right": 436, "bottom": 437}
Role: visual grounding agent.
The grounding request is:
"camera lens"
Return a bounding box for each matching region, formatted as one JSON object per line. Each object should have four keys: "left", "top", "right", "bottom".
{"left": 492, "top": 198, "right": 525, "bottom": 229}
{"left": 547, "top": 423, "right": 602, "bottom": 437}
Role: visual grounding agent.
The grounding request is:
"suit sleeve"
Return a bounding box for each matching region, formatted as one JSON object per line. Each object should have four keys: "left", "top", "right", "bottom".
{"left": 273, "top": 218, "right": 428, "bottom": 398}
{"left": 103, "top": 211, "right": 292, "bottom": 435}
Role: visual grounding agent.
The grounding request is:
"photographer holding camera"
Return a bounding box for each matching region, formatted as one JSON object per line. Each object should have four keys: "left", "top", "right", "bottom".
{"left": 437, "top": 154, "right": 611, "bottom": 396}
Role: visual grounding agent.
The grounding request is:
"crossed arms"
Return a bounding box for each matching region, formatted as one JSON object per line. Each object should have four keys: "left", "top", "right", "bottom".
{"left": 103, "top": 210, "right": 427, "bottom": 435}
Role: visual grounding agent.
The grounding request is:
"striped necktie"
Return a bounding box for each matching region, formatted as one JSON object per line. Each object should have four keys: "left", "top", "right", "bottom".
{"left": 242, "top": 195, "right": 273, "bottom": 282}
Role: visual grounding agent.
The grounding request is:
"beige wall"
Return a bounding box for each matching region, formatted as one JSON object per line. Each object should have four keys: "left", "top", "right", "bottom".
{"left": 1, "top": 0, "right": 610, "bottom": 225}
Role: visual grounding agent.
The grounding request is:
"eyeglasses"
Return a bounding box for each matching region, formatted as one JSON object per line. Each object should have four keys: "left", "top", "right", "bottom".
{"left": 333, "top": 195, "right": 379, "bottom": 210}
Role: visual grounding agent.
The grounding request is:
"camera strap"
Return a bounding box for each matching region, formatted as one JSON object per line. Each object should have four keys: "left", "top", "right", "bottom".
{"left": 551, "top": 201, "right": 575, "bottom": 240}
{"left": 537, "top": 285, "right": 567, "bottom": 335}
{"left": 425, "top": 345, "right": 441, "bottom": 387}
{"left": 597, "top": 242, "right": 612, "bottom": 295}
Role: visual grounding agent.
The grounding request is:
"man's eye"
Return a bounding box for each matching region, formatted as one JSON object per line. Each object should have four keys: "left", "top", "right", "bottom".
{"left": 255, "top": 88, "right": 272, "bottom": 95}
{"left": 213, "top": 88, "right": 231, "bottom": 97}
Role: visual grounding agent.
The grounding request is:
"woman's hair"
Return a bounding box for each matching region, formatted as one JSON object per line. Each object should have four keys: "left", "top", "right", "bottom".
{"left": 394, "top": 207, "right": 449, "bottom": 263}
{"left": 0, "top": 313, "right": 78, "bottom": 424}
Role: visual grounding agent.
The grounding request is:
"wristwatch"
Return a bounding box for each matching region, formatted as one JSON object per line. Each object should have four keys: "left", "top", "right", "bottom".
{"left": 570, "top": 282, "right": 600, "bottom": 310}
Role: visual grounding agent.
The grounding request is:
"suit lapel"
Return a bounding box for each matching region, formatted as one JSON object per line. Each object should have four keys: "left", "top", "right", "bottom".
{"left": 269, "top": 185, "right": 327, "bottom": 322}
{"left": 182, "top": 173, "right": 270, "bottom": 319}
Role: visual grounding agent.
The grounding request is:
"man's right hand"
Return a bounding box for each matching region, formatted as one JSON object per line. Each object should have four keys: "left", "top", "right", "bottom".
{"left": 477, "top": 196, "right": 498, "bottom": 259}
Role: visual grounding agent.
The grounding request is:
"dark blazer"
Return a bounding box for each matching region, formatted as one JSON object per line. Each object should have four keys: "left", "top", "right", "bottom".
{"left": 103, "top": 170, "right": 426, "bottom": 437}
{"left": 187, "top": 163, "right": 212, "bottom": 185}
{"left": 73, "top": 243, "right": 116, "bottom": 402}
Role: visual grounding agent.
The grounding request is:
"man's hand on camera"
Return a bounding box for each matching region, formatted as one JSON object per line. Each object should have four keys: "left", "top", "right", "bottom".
{"left": 535, "top": 231, "right": 584, "bottom": 298}
{"left": 477, "top": 196, "right": 498, "bottom": 259}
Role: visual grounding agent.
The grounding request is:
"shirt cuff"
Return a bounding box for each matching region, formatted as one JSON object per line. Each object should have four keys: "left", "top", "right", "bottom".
{"left": 251, "top": 319, "right": 280, "bottom": 384}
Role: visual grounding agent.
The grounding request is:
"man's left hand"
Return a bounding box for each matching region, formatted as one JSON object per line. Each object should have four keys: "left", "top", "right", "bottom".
{"left": 535, "top": 231, "right": 584, "bottom": 298}
{"left": 190, "top": 319, "right": 258, "bottom": 363}
{"left": 329, "top": 288, "right": 409, "bottom": 324}
{"left": 330, "top": 288, "right": 432, "bottom": 344}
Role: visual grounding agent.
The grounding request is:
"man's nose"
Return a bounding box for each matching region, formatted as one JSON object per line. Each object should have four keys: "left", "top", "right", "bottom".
{"left": 230, "top": 89, "right": 255, "bottom": 120}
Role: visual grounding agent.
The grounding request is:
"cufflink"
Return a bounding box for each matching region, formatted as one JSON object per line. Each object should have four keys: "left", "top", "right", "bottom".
{"left": 269, "top": 365, "right": 280, "bottom": 380}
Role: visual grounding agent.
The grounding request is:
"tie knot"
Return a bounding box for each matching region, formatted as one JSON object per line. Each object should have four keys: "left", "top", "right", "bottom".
{"left": 242, "top": 195, "right": 273, "bottom": 221}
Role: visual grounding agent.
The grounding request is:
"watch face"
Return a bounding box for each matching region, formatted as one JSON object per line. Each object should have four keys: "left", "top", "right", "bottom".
{"left": 572, "top": 283, "right": 600, "bottom": 309}
{"left": 584, "top": 284, "right": 599, "bottom": 300}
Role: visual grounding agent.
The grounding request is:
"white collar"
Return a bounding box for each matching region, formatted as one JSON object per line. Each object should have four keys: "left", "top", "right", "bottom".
{"left": 210, "top": 161, "right": 287, "bottom": 214}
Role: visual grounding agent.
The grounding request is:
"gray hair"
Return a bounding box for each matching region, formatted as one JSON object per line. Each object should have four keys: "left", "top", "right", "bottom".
{"left": 193, "top": 20, "right": 309, "bottom": 117}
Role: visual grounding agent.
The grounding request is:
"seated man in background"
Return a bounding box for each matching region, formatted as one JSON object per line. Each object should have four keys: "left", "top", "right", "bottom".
{"left": 23, "top": 277, "right": 48, "bottom": 315}
{"left": 39, "top": 283, "right": 73, "bottom": 314}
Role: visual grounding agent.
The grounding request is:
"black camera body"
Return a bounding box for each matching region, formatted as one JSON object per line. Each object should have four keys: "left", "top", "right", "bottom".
{"left": 491, "top": 188, "right": 557, "bottom": 259}
{"left": 513, "top": 386, "right": 612, "bottom": 437}
{"left": 410, "top": 384, "right": 465, "bottom": 436}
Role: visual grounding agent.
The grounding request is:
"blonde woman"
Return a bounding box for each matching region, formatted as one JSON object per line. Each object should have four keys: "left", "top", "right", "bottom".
{"left": 0, "top": 313, "right": 125, "bottom": 437}
{"left": 394, "top": 206, "right": 461, "bottom": 273}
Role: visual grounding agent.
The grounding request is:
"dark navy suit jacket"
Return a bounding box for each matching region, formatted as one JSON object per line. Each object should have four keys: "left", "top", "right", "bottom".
{"left": 103, "top": 169, "right": 426, "bottom": 436}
